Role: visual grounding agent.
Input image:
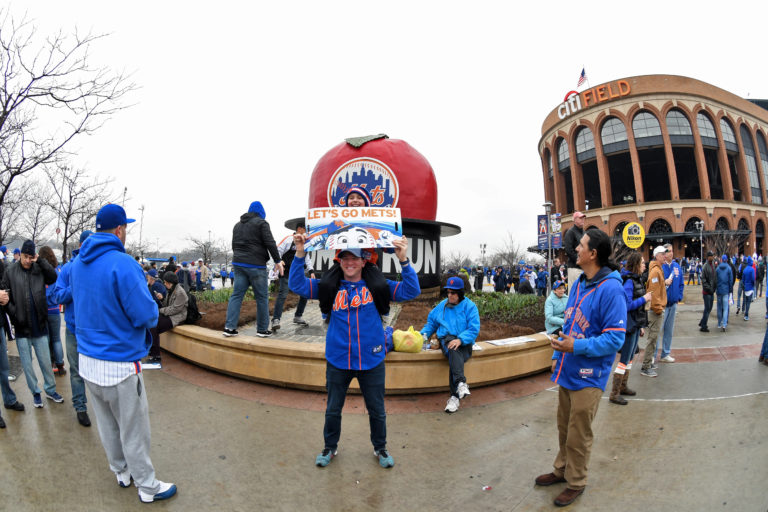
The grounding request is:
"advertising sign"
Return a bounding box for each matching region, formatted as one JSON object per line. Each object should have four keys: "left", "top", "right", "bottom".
{"left": 538, "top": 213, "right": 562, "bottom": 250}
{"left": 304, "top": 207, "right": 403, "bottom": 251}
{"left": 622, "top": 222, "right": 645, "bottom": 249}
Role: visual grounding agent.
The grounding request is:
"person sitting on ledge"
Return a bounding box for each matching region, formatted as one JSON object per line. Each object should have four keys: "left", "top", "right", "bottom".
{"left": 146, "top": 271, "right": 188, "bottom": 369}
{"left": 419, "top": 276, "right": 480, "bottom": 414}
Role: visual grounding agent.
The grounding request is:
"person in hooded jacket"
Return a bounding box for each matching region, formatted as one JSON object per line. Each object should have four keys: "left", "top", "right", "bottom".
{"left": 223, "top": 201, "right": 284, "bottom": 338}
{"left": 146, "top": 271, "right": 188, "bottom": 368}
{"left": 52, "top": 230, "right": 94, "bottom": 427}
{"left": 70, "top": 204, "right": 176, "bottom": 503}
{"left": 609, "top": 251, "right": 651, "bottom": 405}
{"left": 535, "top": 228, "right": 626, "bottom": 507}
{"left": 289, "top": 233, "right": 420, "bottom": 469}
{"left": 640, "top": 246, "right": 671, "bottom": 378}
{"left": 545, "top": 280, "right": 568, "bottom": 335}
{"left": 716, "top": 255, "right": 734, "bottom": 331}
{"left": 740, "top": 256, "right": 756, "bottom": 320}
{"left": 657, "top": 243, "right": 684, "bottom": 363}
{"left": 420, "top": 277, "right": 480, "bottom": 414}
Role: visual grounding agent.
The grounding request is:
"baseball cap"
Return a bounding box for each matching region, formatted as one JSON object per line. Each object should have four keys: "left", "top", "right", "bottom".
{"left": 148, "top": 269, "right": 158, "bottom": 278}
{"left": 338, "top": 248, "right": 364, "bottom": 258}
{"left": 653, "top": 246, "right": 668, "bottom": 257}
{"left": 79, "top": 230, "right": 93, "bottom": 244}
{"left": 95, "top": 204, "right": 135, "bottom": 230}
{"left": 573, "top": 211, "right": 586, "bottom": 219}
{"left": 444, "top": 276, "right": 464, "bottom": 290}
{"left": 706, "top": 250, "right": 714, "bottom": 257}
{"left": 553, "top": 280, "right": 565, "bottom": 290}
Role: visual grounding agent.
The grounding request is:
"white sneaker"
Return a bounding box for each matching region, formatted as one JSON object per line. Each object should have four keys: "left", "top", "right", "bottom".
{"left": 138, "top": 481, "right": 177, "bottom": 503}
{"left": 444, "top": 396, "right": 459, "bottom": 413}
{"left": 115, "top": 469, "right": 132, "bottom": 488}
{"left": 457, "top": 382, "right": 471, "bottom": 399}
{"left": 271, "top": 318, "right": 281, "bottom": 331}
{"left": 660, "top": 355, "right": 675, "bottom": 363}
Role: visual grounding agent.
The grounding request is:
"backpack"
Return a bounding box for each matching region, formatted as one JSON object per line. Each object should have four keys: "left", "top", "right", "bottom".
{"left": 185, "top": 293, "right": 202, "bottom": 324}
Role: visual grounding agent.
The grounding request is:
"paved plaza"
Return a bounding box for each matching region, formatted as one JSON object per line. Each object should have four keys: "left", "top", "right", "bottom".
{"left": 1, "top": 285, "right": 767, "bottom": 511}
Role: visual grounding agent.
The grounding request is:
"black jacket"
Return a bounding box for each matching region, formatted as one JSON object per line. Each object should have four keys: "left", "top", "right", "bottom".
{"left": 0, "top": 263, "right": 12, "bottom": 339}
{"left": 231, "top": 212, "right": 280, "bottom": 267}
{"left": 701, "top": 260, "right": 717, "bottom": 295}
{"left": 563, "top": 225, "right": 584, "bottom": 266}
{"left": 0, "top": 258, "right": 58, "bottom": 337}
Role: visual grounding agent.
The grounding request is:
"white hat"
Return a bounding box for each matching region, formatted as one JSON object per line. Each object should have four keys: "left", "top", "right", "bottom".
{"left": 653, "top": 246, "right": 668, "bottom": 257}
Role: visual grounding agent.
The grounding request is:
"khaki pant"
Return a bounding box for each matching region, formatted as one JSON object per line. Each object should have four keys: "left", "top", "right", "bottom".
{"left": 553, "top": 386, "right": 603, "bottom": 489}
{"left": 567, "top": 267, "right": 583, "bottom": 291}
{"left": 642, "top": 310, "right": 663, "bottom": 369}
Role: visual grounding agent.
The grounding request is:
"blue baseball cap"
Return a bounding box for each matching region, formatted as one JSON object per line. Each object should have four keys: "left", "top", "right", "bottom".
{"left": 722, "top": 255, "right": 728, "bottom": 262}
{"left": 79, "top": 230, "right": 93, "bottom": 244}
{"left": 337, "top": 248, "right": 364, "bottom": 258}
{"left": 444, "top": 276, "right": 464, "bottom": 290}
{"left": 95, "top": 204, "right": 135, "bottom": 230}
{"left": 147, "top": 269, "right": 158, "bottom": 278}
{"left": 553, "top": 280, "right": 565, "bottom": 290}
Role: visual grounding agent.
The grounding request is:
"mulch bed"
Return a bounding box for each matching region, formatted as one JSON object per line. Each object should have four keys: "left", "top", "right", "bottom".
{"left": 394, "top": 297, "right": 543, "bottom": 341}
{"left": 198, "top": 294, "right": 300, "bottom": 330}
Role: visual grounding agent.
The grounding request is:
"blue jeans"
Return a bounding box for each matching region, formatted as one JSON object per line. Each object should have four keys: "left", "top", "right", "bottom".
{"left": 618, "top": 328, "right": 641, "bottom": 366}
{"left": 65, "top": 327, "right": 87, "bottom": 412}
{"left": 48, "top": 313, "right": 63, "bottom": 365}
{"left": 272, "top": 274, "right": 307, "bottom": 321}
{"left": 16, "top": 335, "right": 57, "bottom": 396}
{"left": 743, "top": 293, "right": 753, "bottom": 318}
{"left": 225, "top": 266, "right": 269, "bottom": 332}
{"left": 716, "top": 294, "right": 729, "bottom": 328}
{"left": 0, "top": 329, "right": 18, "bottom": 406}
{"left": 761, "top": 324, "right": 768, "bottom": 359}
{"left": 737, "top": 280, "right": 745, "bottom": 309}
{"left": 323, "top": 361, "right": 387, "bottom": 451}
{"left": 658, "top": 303, "right": 677, "bottom": 359}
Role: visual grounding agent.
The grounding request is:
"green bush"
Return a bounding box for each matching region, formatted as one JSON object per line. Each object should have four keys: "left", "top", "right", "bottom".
{"left": 467, "top": 291, "right": 544, "bottom": 324}
{"left": 192, "top": 287, "right": 253, "bottom": 304}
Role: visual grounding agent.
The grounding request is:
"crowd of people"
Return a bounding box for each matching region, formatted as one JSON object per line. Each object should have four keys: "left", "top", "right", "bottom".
{"left": 3, "top": 196, "right": 768, "bottom": 508}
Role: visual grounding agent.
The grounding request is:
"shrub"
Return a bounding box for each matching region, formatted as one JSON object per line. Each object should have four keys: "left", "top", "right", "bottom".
{"left": 192, "top": 287, "right": 253, "bottom": 304}
{"left": 468, "top": 291, "right": 544, "bottom": 325}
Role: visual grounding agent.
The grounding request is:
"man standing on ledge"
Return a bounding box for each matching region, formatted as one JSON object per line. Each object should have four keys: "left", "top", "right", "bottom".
{"left": 71, "top": 204, "right": 176, "bottom": 503}
{"left": 223, "top": 201, "right": 283, "bottom": 338}
{"left": 563, "top": 211, "right": 586, "bottom": 287}
{"left": 535, "top": 228, "right": 626, "bottom": 507}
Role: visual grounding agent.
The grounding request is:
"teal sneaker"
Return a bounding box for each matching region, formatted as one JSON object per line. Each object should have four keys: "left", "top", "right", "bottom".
{"left": 315, "top": 448, "right": 337, "bottom": 467}
{"left": 374, "top": 448, "right": 394, "bottom": 468}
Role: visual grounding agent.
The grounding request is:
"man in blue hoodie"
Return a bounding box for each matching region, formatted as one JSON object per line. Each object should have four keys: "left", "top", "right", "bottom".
{"left": 535, "top": 228, "right": 626, "bottom": 507}
{"left": 52, "top": 230, "right": 94, "bottom": 427}
{"left": 658, "top": 243, "right": 684, "bottom": 363}
{"left": 223, "top": 201, "right": 283, "bottom": 338}
{"left": 740, "top": 256, "right": 756, "bottom": 321}
{"left": 70, "top": 204, "right": 177, "bottom": 504}
{"left": 716, "top": 255, "right": 734, "bottom": 331}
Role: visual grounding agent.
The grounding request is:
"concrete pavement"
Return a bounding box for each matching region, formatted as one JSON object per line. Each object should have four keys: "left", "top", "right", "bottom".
{"left": 0, "top": 291, "right": 767, "bottom": 511}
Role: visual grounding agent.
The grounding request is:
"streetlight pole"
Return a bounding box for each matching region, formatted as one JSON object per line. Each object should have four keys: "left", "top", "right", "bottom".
{"left": 695, "top": 220, "right": 704, "bottom": 263}
{"left": 138, "top": 205, "right": 145, "bottom": 262}
{"left": 543, "top": 201, "right": 553, "bottom": 296}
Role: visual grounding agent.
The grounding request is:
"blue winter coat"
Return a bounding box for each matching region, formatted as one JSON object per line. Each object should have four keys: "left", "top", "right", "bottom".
{"left": 71, "top": 233, "right": 158, "bottom": 363}
{"left": 289, "top": 255, "right": 420, "bottom": 370}
{"left": 742, "top": 263, "right": 756, "bottom": 293}
{"left": 420, "top": 297, "right": 480, "bottom": 348}
{"left": 544, "top": 291, "right": 568, "bottom": 334}
{"left": 551, "top": 267, "right": 627, "bottom": 391}
{"left": 53, "top": 250, "right": 79, "bottom": 331}
{"left": 715, "top": 262, "right": 733, "bottom": 296}
{"left": 663, "top": 260, "right": 685, "bottom": 304}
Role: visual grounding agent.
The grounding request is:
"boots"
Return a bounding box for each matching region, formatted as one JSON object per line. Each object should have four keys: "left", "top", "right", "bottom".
{"left": 609, "top": 374, "right": 627, "bottom": 405}
{"left": 56, "top": 363, "right": 66, "bottom": 376}
{"left": 620, "top": 370, "right": 636, "bottom": 396}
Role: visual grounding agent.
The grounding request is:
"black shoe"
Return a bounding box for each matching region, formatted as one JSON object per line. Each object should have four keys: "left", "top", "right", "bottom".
{"left": 222, "top": 328, "right": 239, "bottom": 337}
{"left": 77, "top": 411, "right": 91, "bottom": 427}
{"left": 256, "top": 330, "right": 272, "bottom": 338}
{"left": 0, "top": 415, "right": 5, "bottom": 428}
{"left": 4, "top": 401, "right": 24, "bottom": 412}
{"left": 700, "top": 326, "right": 709, "bottom": 332}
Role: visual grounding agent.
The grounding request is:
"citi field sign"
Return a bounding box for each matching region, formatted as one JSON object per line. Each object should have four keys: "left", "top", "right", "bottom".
{"left": 557, "top": 80, "right": 632, "bottom": 120}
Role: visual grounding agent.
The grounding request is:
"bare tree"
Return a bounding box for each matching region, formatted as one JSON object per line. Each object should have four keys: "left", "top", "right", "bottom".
{"left": 217, "top": 238, "right": 232, "bottom": 268}
{"left": 18, "top": 179, "right": 54, "bottom": 243}
{"left": 705, "top": 231, "right": 749, "bottom": 258}
{"left": 0, "top": 178, "right": 30, "bottom": 243}
{"left": 186, "top": 236, "right": 219, "bottom": 265}
{"left": 0, "top": 10, "right": 135, "bottom": 244}
{"left": 491, "top": 232, "right": 524, "bottom": 268}
{"left": 442, "top": 250, "right": 472, "bottom": 270}
{"left": 47, "top": 164, "right": 115, "bottom": 262}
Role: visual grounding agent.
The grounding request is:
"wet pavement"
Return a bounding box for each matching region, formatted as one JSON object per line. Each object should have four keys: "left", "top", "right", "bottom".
{"left": 0, "top": 284, "right": 767, "bottom": 511}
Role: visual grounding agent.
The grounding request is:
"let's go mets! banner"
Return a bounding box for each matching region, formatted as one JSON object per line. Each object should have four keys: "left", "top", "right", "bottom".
{"left": 304, "top": 207, "right": 403, "bottom": 251}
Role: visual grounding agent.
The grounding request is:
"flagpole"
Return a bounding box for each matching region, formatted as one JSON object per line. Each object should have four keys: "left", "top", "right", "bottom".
{"left": 584, "top": 64, "right": 590, "bottom": 89}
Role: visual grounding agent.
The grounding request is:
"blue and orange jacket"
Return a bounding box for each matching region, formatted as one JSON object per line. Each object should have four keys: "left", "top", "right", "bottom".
{"left": 551, "top": 267, "right": 627, "bottom": 391}
{"left": 289, "top": 255, "right": 420, "bottom": 370}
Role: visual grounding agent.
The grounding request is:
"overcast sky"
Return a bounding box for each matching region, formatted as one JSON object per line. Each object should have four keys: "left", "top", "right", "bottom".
{"left": 14, "top": 1, "right": 768, "bottom": 261}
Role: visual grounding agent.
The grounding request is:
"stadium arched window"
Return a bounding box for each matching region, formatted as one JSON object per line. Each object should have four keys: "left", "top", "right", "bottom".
{"left": 697, "top": 112, "right": 718, "bottom": 144}
{"left": 720, "top": 118, "right": 738, "bottom": 151}
{"left": 740, "top": 125, "right": 762, "bottom": 204}
{"left": 633, "top": 112, "right": 662, "bottom": 140}
{"left": 715, "top": 216, "right": 730, "bottom": 231}
{"left": 666, "top": 110, "right": 693, "bottom": 136}
{"left": 556, "top": 137, "right": 570, "bottom": 170}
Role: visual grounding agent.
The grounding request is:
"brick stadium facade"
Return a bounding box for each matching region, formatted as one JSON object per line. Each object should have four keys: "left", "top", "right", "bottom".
{"left": 540, "top": 74, "right": 768, "bottom": 259}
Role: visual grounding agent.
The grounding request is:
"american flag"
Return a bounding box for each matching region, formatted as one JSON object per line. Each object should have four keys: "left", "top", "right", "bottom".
{"left": 577, "top": 68, "right": 587, "bottom": 87}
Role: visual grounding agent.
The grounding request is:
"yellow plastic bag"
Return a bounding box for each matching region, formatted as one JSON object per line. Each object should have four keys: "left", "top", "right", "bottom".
{"left": 392, "top": 326, "right": 424, "bottom": 353}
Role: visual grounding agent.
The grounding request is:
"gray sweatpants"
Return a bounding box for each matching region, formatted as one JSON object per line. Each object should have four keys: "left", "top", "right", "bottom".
{"left": 85, "top": 373, "right": 162, "bottom": 495}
